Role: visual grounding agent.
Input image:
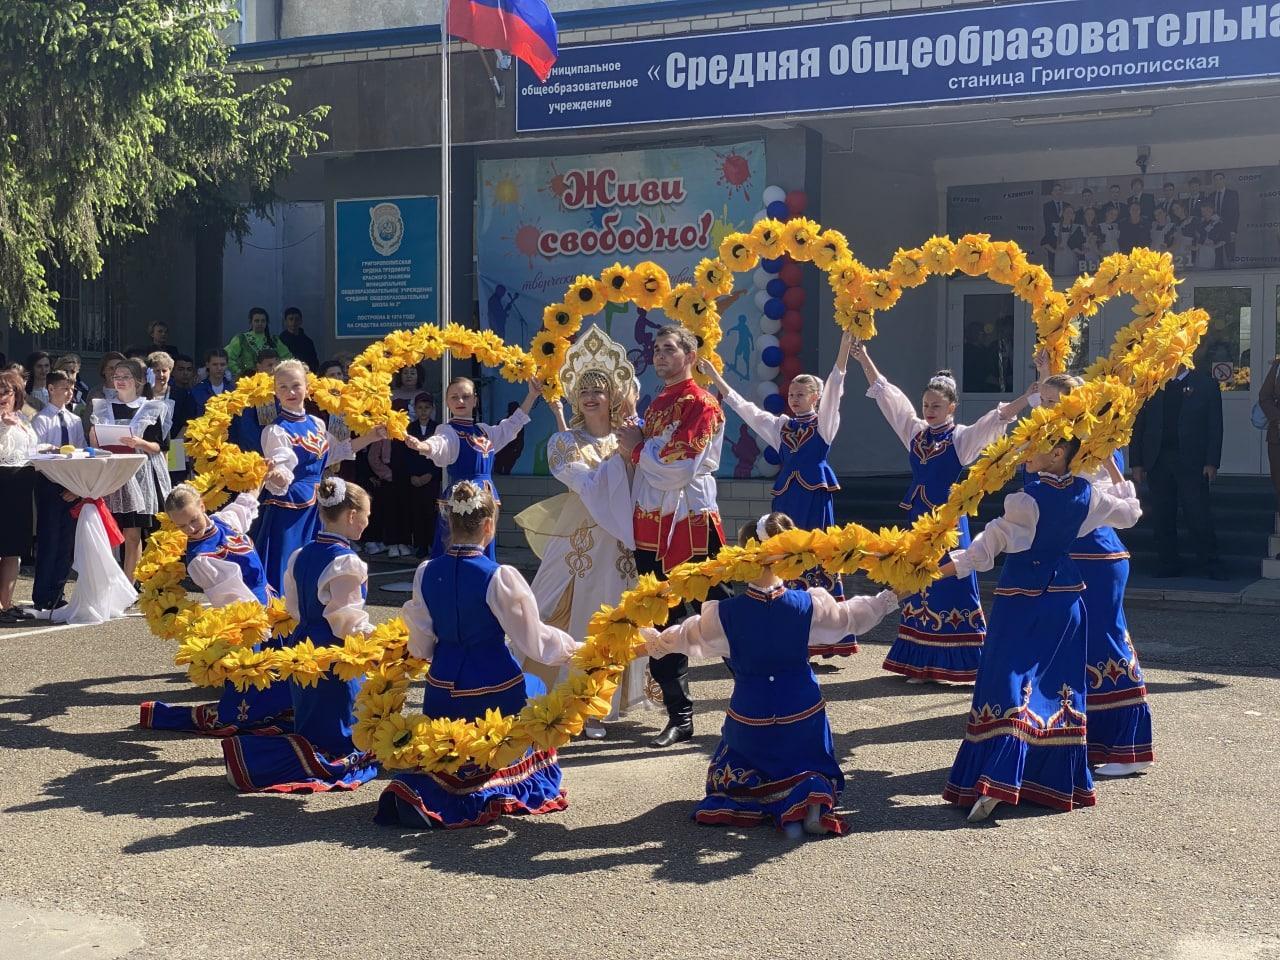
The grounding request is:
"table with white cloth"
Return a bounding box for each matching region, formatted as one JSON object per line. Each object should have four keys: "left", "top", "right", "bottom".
{"left": 30, "top": 453, "right": 146, "bottom": 625}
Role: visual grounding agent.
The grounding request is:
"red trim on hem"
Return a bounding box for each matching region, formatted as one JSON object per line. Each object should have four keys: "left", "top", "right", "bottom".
{"left": 897, "top": 623, "right": 986, "bottom": 646}
{"left": 943, "top": 775, "right": 1096, "bottom": 812}
{"left": 1086, "top": 686, "right": 1149, "bottom": 709}
{"left": 882, "top": 658, "right": 977, "bottom": 683}
{"left": 695, "top": 790, "right": 848, "bottom": 836}
{"left": 809, "top": 641, "right": 859, "bottom": 659}
{"left": 1087, "top": 744, "right": 1155, "bottom": 765}
{"left": 379, "top": 778, "right": 569, "bottom": 829}
{"left": 221, "top": 734, "right": 371, "bottom": 793}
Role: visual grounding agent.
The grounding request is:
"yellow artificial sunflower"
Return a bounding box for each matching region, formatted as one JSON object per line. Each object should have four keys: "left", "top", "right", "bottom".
{"left": 626, "top": 261, "right": 672, "bottom": 309}
{"left": 600, "top": 263, "right": 633, "bottom": 303}
{"left": 781, "top": 218, "right": 821, "bottom": 261}
{"left": 718, "top": 234, "right": 760, "bottom": 272}
{"left": 566, "top": 274, "right": 608, "bottom": 316}
{"left": 747, "top": 218, "right": 787, "bottom": 259}
{"left": 812, "top": 229, "right": 851, "bottom": 270}
{"left": 693, "top": 258, "right": 734, "bottom": 298}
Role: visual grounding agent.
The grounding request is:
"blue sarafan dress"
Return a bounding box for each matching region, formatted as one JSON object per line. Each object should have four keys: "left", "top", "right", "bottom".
{"left": 375, "top": 544, "right": 580, "bottom": 829}
{"left": 866, "top": 376, "right": 1013, "bottom": 683}
{"left": 140, "top": 494, "right": 292, "bottom": 736}
{"left": 942, "top": 473, "right": 1142, "bottom": 812}
{"left": 723, "top": 368, "right": 856, "bottom": 657}
{"left": 222, "top": 532, "right": 378, "bottom": 793}
{"left": 1070, "top": 454, "right": 1154, "bottom": 768}
{"left": 254, "top": 409, "right": 352, "bottom": 593}
{"left": 416, "top": 411, "right": 530, "bottom": 561}
{"left": 648, "top": 582, "right": 900, "bottom": 833}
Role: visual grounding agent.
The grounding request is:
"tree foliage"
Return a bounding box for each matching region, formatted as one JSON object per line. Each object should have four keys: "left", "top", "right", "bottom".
{"left": 0, "top": 1, "right": 329, "bottom": 332}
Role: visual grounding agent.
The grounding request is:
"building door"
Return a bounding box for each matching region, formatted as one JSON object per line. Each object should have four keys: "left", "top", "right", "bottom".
{"left": 945, "top": 280, "right": 1033, "bottom": 425}
{"left": 1178, "top": 274, "right": 1266, "bottom": 475}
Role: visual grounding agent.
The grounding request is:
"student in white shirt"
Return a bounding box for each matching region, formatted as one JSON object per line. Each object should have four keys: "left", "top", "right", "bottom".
{"left": 30, "top": 370, "right": 87, "bottom": 614}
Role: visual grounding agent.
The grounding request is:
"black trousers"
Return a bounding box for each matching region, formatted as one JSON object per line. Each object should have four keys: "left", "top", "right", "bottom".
{"left": 634, "top": 525, "right": 730, "bottom": 728}
{"left": 33, "top": 476, "right": 76, "bottom": 610}
{"left": 1148, "top": 456, "right": 1218, "bottom": 568}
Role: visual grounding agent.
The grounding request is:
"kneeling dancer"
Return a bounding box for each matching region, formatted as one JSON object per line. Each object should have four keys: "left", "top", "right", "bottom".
{"left": 644, "top": 513, "right": 900, "bottom": 837}
{"left": 223, "top": 477, "right": 379, "bottom": 792}
{"left": 140, "top": 484, "right": 292, "bottom": 735}
{"left": 938, "top": 440, "right": 1140, "bottom": 822}
{"left": 375, "top": 481, "right": 581, "bottom": 829}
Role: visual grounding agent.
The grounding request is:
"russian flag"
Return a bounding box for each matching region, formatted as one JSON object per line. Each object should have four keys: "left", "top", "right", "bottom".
{"left": 447, "top": 0, "right": 559, "bottom": 83}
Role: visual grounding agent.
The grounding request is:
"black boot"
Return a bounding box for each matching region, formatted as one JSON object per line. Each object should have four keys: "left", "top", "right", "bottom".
{"left": 651, "top": 722, "right": 693, "bottom": 748}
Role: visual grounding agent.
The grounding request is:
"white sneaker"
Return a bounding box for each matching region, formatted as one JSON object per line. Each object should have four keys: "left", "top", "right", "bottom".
{"left": 365, "top": 542, "right": 387, "bottom": 556}
{"left": 783, "top": 821, "right": 805, "bottom": 841}
{"left": 1094, "top": 761, "right": 1153, "bottom": 777}
{"left": 583, "top": 719, "right": 607, "bottom": 740}
{"left": 967, "top": 796, "right": 1000, "bottom": 823}
{"left": 387, "top": 544, "right": 402, "bottom": 558}
{"left": 905, "top": 677, "right": 927, "bottom": 685}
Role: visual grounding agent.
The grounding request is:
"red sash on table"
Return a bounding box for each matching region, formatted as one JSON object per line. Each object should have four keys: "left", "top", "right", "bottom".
{"left": 71, "top": 497, "right": 125, "bottom": 548}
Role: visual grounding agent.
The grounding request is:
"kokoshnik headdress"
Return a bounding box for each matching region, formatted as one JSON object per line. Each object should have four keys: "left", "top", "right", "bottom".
{"left": 560, "top": 324, "right": 636, "bottom": 402}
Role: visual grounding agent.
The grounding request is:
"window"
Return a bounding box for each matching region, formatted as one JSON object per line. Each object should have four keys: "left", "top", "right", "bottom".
{"left": 36, "top": 257, "right": 125, "bottom": 357}
{"left": 1191, "top": 286, "right": 1251, "bottom": 392}
{"left": 960, "top": 292, "right": 1014, "bottom": 393}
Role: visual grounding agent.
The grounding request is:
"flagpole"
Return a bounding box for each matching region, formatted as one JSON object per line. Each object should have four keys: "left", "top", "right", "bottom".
{"left": 439, "top": 4, "right": 452, "bottom": 403}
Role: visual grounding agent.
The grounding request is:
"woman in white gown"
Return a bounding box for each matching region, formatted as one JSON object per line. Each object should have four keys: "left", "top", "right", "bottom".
{"left": 516, "top": 326, "right": 652, "bottom": 738}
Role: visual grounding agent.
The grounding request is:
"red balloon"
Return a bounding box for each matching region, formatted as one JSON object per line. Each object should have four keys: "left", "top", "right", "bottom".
{"left": 778, "top": 376, "right": 793, "bottom": 396}
{"left": 780, "top": 331, "right": 803, "bottom": 356}
{"left": 779, "top": 261, "right": 803, "bottom": 287}
{"left": 785, "top": 190, "right": 808, "bottom": 215}
{"left": 780, "top": 357, "right": 804, "bottom": 381}
{"left": 782, "top": 286, "right": 806, "bottom": 310}
{"left": 781, "top": 310, "right": 805, "bottom": 332}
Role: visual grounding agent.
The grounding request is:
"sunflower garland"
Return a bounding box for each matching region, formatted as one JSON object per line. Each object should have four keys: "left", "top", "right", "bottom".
{"left": 140, "top": 231, "right": 1206, "bottom": 778}
{"left": 346, "top": 241, "right": 1206, "bottom": 775}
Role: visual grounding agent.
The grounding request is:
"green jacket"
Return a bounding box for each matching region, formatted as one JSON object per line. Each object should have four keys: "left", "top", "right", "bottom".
{"left": 225, "top": 331, "right": 293, "bottom": 379}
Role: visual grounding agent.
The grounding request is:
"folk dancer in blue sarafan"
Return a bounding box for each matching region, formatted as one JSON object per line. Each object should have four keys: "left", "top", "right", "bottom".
{"left": 698, "top": 332, "right": 859, "bottom": 657}
{"left": 937, "top": 439, "right": 1141, "bottom": 822}
{"left": 850, "top": 343, "right": 1035, "bottom": 684}
{"left": 403, "top": 375, "right": 542, "bottom": 561}
{"left": 140, "top": 484, "right": 293, "bottom": 736}
{"left": 223, "top": 477, "right": 380, "bottom": 793}
{"left": 643, "top": 513, "right": 901, "bottom": 838}
{"left": 375, "top": 480, "right": 582, "bottom": 829}
{"left": 1034, "top": 368, "right": 1154, "bottom": 778}
{"left": 254, "top": 360, "right": 383, "bottom": 592}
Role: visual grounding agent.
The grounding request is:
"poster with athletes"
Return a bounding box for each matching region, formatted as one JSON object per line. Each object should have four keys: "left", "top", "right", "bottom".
{"left": 947, "top": 165, "right": 1280, "bottom": 276}
{"left": 476, "top": 141, "right": 765, "bottom": 477}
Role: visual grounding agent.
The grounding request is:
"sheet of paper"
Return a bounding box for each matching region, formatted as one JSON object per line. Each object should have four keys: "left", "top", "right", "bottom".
{"left": 93, "top": 423, "right": 134, "bottom": 447}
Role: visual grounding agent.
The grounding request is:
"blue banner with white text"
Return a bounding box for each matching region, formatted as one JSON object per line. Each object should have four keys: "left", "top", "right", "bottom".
{"left": 334, "top": 195, "right": 439, "bottom": 339}
{"left": 517, "top": 0, "right": 1280, "bottom": 131}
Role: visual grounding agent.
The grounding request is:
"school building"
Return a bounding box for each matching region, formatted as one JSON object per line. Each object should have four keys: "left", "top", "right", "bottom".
{"left": 13, "top": 0, "right": 1280, "bottom": 576}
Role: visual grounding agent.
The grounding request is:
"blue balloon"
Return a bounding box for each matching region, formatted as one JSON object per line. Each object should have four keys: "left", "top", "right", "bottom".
{"left": 762, "top": 393, "right": 785, "bottom": 415}
{"left": 761, "top": 345, "right": 783, "bottom": 367}
{"left": 764, "top": 297, "right": 785, "bottom": 319}
{"left": 766, "top": 278, "right": 787, "bottom": 298}
{"left": 762, "top": 444, "right": 782, "bottom": 464}
{"left": 760, "top": 256, "right": 785, "bottom": 274}
{"left": 766, "top": 200, "right": 789, "bottom": 220}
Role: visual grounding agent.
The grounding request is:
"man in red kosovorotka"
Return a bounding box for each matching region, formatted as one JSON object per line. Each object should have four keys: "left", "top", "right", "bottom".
{"left": 617, "top": 324, "right": 727, "bottom": 748}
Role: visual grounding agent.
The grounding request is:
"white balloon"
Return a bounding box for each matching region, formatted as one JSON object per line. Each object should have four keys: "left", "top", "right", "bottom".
{"left": 753, "top": 290, "right": 771, "bottom": 311}
{"left": 755, "top": 361, "right": 779, "bottom": 380}
{"left": 752, "top": 269, "right": 770, "bottom": 289}
{"left": 755, "top": 454, "right": 780, "bottom": 478}
{"left": 756, "top": 333, "right": 780, "bottom": 354}
{"left": 762, "top": 185, "right": 786, "bottom": 206}
{"left": 757, "top": 315, "right": 782, "bottom": 336}
{"left": 755, "top": 381, "right": 779, "bottom": 403}
{"left": 751, "top": 209, "right": 768, "bottom": 224}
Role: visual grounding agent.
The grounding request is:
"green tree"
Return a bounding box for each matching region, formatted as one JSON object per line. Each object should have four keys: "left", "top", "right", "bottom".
{"left": 0, "top": 1, "right": 328, "bottom": 332}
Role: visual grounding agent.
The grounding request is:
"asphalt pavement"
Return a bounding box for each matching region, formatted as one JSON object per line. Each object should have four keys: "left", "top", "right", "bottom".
{"left": 1, "top": 581, "right": 1278, "bottom": 960}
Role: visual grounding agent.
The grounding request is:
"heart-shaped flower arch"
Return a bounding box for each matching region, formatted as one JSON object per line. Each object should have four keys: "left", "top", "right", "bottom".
{"left": 136, "top": 229, "right": 1206, "bottom": 775}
